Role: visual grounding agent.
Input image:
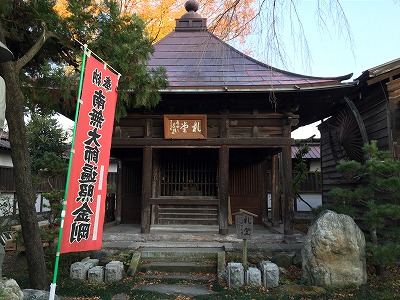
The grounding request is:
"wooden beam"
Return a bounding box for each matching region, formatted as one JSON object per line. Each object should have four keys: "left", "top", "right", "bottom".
{"left": 218, "top": 146, "right": 229, "bottom": 235}
{"left": 112, "top": 137, "right": 294, "bottom": 147}
{"left": 145, "top": 118, "right": 153, "bottom": 138}
{"left": 141, "top": 146, "right": 152, "bottom": 233}
{"left": 271, "top": 154, "right": 280, "bottom": 227}
{"left": 367, "top": 68, "right": 400, "bottom": 86}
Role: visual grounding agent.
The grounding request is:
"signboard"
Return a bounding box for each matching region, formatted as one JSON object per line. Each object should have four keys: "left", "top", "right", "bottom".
{"left": 60, "top": 54, "right": 119, "bottom": 254}
{"left": 235, "top": 214, "right": 253, "bottom": 239}
{"left": 164, "top": 114, "right": 207, "bottom": 139}
{"left": 235, "top": 210, "right": 257, "bottom": 239}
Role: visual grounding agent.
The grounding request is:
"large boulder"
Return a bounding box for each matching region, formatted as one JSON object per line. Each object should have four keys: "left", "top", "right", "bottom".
{"left": 0, "top": 279, "right": 23, "bottom": 300}
{"left": 302, "top": 210, "right": 367, "bottom": 287}
{"left": 23, "top": 289, "right": 61, "bottom": 300}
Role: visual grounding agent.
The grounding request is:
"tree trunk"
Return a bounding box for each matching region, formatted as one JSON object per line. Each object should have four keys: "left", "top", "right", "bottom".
{"left": 1, "top": 62, "right": 48, "bottom": 290}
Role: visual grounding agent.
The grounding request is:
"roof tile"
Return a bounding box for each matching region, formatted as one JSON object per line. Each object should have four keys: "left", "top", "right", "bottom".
{"left": 148, "top": 30, "right": 348, "bottom": 90}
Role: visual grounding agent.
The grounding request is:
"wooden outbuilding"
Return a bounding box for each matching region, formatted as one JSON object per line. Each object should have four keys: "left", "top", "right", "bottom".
{"left": 319, "top": 58, "right": 400, "bottom": 202}
{"left": 110, "top": 1, "right": 353, "bottom": 234}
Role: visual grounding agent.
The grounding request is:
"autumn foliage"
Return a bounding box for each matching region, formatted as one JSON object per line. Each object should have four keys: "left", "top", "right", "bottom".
{"left": 55, "top": 0, "right": 256, "bottom": 43}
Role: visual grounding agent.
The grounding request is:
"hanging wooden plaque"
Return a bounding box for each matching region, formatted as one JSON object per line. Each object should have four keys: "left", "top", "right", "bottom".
{"left": 164, "top": 114, "right": 207, "bottom": 139}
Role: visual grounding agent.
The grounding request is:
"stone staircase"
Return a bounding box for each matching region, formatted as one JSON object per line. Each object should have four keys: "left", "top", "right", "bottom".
{"left": 130, "top": 246, "right": 226, "bottom": 281}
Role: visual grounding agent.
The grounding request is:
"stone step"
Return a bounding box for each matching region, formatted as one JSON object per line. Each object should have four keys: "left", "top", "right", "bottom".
{"left": 137, "top": 273, "right": 216, "bottom": 282}
{"left": 159, "top": 212, "right": 217, "bottom": 218}
{"left": 150, "top": 224, "right": 219, "bottom": 233}
{"left": 139, "top": 261, "right": 217, "bottom": 274}
{"left": 158, "top": 217, "right": 218, "bottom": 221}
{"left": 133, "top": 246, "right": 226, "bottom": 279}
{"left": 139, "top": 246, "right": 223, "bottom": 262}
{"left": 157, "top": 217, "right": 218, "bottom": 225}
{"left": 159, "top": 207, "right": 218, "bottom": 213}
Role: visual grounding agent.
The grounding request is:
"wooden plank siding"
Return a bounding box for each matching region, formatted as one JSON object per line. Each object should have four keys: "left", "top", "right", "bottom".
{"left": 113, "top": 113, "right": 293, "bottom": 144}
{"left": 319, "top": 82, "right": 391, "bottom": 204}
{"left": 229, "top": 159, "right": 265, "bottom": 224}
{"left": 387, "top": 78, "right": 400, "bottom": 158}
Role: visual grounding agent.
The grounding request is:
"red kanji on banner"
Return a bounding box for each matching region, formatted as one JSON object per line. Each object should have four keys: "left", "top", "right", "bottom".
{"left": 60, "top": 55, "right": 119, "bottom": 253}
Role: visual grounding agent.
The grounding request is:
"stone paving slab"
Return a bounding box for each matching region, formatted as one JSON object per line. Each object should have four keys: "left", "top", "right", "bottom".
{"left": 101, "top": 224, "right": 304, "bottom": 252}
{"left": 136, "top": 283, "right": 214, "bottom": 297}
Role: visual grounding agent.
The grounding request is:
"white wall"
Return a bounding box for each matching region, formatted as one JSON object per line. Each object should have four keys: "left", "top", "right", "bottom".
{"left": 108, "top": 161, "right": 118, "bottom": 173}
{"left": 309, "top": 160, "right": 320, "bottom": 172}
{"left": 0, "top": 151, "right": 12, "bottom": 167}
{"left": 296, "top": 193, "right": 322, "bottom": 211}
{"left": 267, "top": 192, "right": 322, "bottom": 212}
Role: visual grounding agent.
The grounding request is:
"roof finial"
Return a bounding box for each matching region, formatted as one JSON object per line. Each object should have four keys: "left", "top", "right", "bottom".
{"left": 185, "top": 0, "right": 199, "bottom": 12}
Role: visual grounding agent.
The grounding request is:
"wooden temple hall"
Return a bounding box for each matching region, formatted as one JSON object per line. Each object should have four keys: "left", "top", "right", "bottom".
{"left": 110, "top": 1, "right": 355, "bottom": 235}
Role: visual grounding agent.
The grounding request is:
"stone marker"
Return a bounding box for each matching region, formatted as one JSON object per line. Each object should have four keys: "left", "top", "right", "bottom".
{"left": 88, "top": 266, "right": 104, "bottom": 283}
{"left": 82, "top": 258, "right": 99, "bottom": 270}
{"left": 105, "top": 261, "right": 124, "bottom": 283}
{"left": 302, "top": 210, "right": 367, "bottom": 287}
{"left": 245, "top": 267, "right": 261, "bottom": 286}
{"left": 70, "top": 258, "right": 99, "bottom": 280}
{"left": 226, "top": 262, "right": 244, "bottom": 288}
{"left": 70, "top": 261, "right": 88, "bottom": 280}
{"left": 259, "top": 261, "right": 279, "bottom": 288}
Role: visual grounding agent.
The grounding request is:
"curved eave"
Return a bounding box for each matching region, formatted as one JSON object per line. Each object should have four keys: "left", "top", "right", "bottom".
{"left": 157, "top": 81, "right": 357, "bottom": 94}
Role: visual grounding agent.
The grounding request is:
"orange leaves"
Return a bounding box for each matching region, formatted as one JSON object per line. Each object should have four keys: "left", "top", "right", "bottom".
{"left": 201, "top": 0, "right": 256, "bottom": 43}
{"left": 53, "top": 0, "right": 72, "bottom": 18}
{"left": 118, "top": 0, "right": 256, "bottom": 43}
{"left": 53, "top": 0, "right": 256, "bottom": 44}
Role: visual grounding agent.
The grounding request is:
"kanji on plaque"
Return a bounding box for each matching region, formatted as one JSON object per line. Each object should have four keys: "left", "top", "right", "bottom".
{"left": 235, "top": 214, "right": 253, "bottom": 239}
{"left": 60, "top": 54, "right": 119, "bottom": 254}
{"left": 164, "top": 114, "right": 207, "bottom": 139}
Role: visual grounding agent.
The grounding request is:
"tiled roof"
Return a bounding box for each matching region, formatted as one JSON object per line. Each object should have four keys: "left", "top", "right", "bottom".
{"left": 291, "top": 145, "right": 320, "bottom": 159}
{"left": 147, "top": 11, "right": 351, "bottom": 91}
{"left": 0, "top": 132, "right": 10, "bottom": 150}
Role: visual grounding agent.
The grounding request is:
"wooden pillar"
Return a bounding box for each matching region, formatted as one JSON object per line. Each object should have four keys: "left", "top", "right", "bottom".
{"left": 115, "top": 160, "right": 122, "bottom": 223}
{"left": 219, "top": 146, "right": 229, "bottom": 235}
{"left": 261, "top": 160, "right": 268, "bottom": 224}
{"left": 271, "top": 154, "right": 280, "bottom": 227}
{"left": 141, "top": 146, "right": 152, "bottom": 233}
{"left": 282, "top": 121, "right": 293, "bottom": 235}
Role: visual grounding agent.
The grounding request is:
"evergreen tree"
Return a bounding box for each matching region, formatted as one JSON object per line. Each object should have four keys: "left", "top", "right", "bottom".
{"left": 329, "top": 141, "right": 400, "bottom": 274}
{"left": 0, "top": 0, "right": 167, "bottom": 289}
{"left": 27, "top": 111, "right": 69, "bottom": 228}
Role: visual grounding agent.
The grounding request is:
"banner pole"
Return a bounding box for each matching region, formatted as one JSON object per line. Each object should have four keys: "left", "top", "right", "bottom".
{"left": 49, "top": 45, "right": 88, "bottom": 300}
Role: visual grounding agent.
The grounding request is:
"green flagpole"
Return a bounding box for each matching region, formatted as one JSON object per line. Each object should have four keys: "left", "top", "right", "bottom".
{"left": 49, "top": 45, "right": 88, "bottom": 300}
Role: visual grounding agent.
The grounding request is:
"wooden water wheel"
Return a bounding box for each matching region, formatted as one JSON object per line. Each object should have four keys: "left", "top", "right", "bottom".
{"left": 328, "top": 97, "right": 368, "bottom": 163}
